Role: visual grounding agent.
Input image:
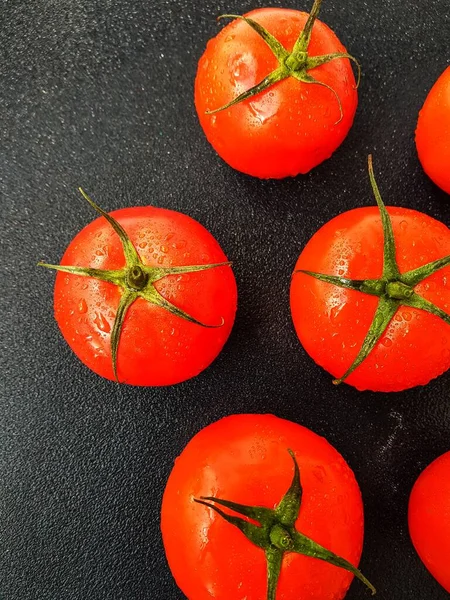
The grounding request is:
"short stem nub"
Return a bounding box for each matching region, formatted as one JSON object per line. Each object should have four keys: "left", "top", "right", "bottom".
{"left": 270, "top": 524, "right": 293, "bottom": 550}
{"left": 126, "top": 265, "right": 148, "bottom": 290}
{"left": 386, "top": 281, "right": 413, "bottom": 300}
{"left": 284, "top": 52, "right": 307, "bottom": 72}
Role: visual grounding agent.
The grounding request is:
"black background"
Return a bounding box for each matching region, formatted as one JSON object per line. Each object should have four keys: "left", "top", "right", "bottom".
{"left": 2, "top": 0, "right": 450, "bottom": 598}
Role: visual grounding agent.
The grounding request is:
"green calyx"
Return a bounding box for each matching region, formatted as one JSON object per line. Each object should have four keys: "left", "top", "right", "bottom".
{"left": 207, "top": 0, "right": 361, "bottom": 123}
{"left": 195, "top": 450, "right": 375, "bottom": 599}
{"left": 295, "top": 155, "right": 450, "bottom": 386}
{"left": 38, "top": 189, "right": 231, "bottom": 382}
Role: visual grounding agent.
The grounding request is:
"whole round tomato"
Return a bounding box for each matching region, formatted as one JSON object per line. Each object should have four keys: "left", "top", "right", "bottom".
{"left": 290, "top": 158, "right": 450, "bottom": 392}
{"left": 416, "top": 66, "right": 450, "bottom": 194}
{"left": 40, "top": 192, "right": 237, "bottom": 386}
{"left": 409, "top": 451, "right": 450, "bottom": 593}
{"left": 195, "top": 4, "right": 358, "bottom": 179}
{"left": 161, "top": 414, "right": 374, "bottom": 600}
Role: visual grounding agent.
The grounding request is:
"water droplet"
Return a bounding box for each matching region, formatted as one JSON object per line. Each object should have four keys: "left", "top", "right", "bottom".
{"left": 225, "top": 34, "right": 235, "bottom": 42}
{"left": 381, "top": 337, "right": 392, "bottom": 347}
{"left": 329, "top": 305, "right": 344, "bottom": 322}
{"left": 399, "top": 220, "right": 408, "bottom": 231}
{"left": 78, "top": 299, "right": 88, "bottom": 313}
{"left": 173, "top": 240, "right": 186, "bottom": 250}
{"left": 402, "top": 311, "right": 412, "bottom": 322}
{"left": 160, "top": 245, "right": 168, "bottom": 253}
{"left": 395, "top": 313, "right": 402, "bottom": 322}
{"left": 313, "top": 465, "right": 326, "bottom": 483}
{"left": 158, "top": 256, "right": 164, "bottom": 264}
{"left": 93, "top": 312, "right": 111, "bottom": 333}
{"left": 164, "top": 233, "right": 174, "bottom": 241}
{"left": 139, "top": 241, "right": 147, "bottom": 249}
{"left": 81, "top": 283, "right": 88, "bottom": 290}
{"left": 96, "top": 248, "right": 104, "bottom": 256}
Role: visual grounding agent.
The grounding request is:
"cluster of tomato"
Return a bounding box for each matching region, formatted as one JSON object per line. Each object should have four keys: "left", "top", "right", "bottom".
{"left": 39, "top": 1, "right": 450, "bottom": 598}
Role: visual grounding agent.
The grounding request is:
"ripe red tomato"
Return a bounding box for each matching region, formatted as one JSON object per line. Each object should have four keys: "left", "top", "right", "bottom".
{"left": 195, "top": 3, "right": 358, "bottom": 179}
{"left": 290, "top": 157, "right": 450, "bottom": 392}
{"left": 409, "top": 451, "right": 450, "bottom": 593}
{"left": 416, "top": 66, "right": 450, "bottom": 194}
{"left": 40, "top": 192, "right": 237, "bottom": 386}
{"left": 161, "top": 414, "right": 374, "bottom": 600}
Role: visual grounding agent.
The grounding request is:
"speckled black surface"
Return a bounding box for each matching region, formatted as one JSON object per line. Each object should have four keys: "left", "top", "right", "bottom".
{"left": 1, "top": 1, "right": 450, "bottom": 598}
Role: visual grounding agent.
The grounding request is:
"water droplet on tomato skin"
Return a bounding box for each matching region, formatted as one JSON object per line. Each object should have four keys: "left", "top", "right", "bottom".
{"left": 78, "top": 299, "right": 88, "bottom": 313}
{"left": 399, "top": 220, "right": 408, "bottom": 231}
{"left": 329, "top": 305, "right": 344, "bottom": 322}
{"left": 93, "top": 312, "right": 111, "bottom": 333}
{"left": 402, "top": 311, "right": 412, "bottom": 322}
{"left": 381, "top": 337, "right": 392, "bottom": 347}
{"left": 313, "top": 465, "right": 326, "bottom": 483}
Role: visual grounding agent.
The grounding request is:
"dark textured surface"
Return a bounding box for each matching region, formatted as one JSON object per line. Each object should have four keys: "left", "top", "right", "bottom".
{"left": 1, "top": 0, "right": 450, "bottom": 598}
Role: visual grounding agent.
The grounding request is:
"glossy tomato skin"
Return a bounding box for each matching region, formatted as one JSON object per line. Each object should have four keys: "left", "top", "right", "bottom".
{"left": 195, "top": 8, "right": 357, "bottom": 179}
{"left": 161, "top": 414, "right": 365, "bottom": 600}
{"left": 409, "top": 451, "right": 450, "bottom": 593}
{"left": 290, "top": 207, "right": 450, "bottom": 392}
{"left": 54, "top": 206, "right": 237, "bottom": 386}
{"left": 416, "top": 67, "right": 450, "bottom": 194}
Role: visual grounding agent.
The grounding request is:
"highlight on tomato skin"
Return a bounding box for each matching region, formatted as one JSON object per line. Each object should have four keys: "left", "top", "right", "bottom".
{"left": 161, "top": 413, "right": 375, "bottom": 600}
{"left": 39, "top": 191, "right": 237, "bottom": 387}
{"left": 415, "top": 66, "right": 450, "bottom": 195}
{"left": 195, "top": 1, "right": 359, "bottom": 179}
{"left": 408, "top": 451, "right": 450, "bottom": 593}
{"left": 290, "top": 156, "right": 450, "bottom": 392}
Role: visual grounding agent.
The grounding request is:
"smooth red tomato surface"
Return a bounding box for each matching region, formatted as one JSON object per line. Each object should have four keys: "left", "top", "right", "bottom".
{"left": 409, "top": 451, "right": 450, "bottom": 592}
{"left": 161, "top": 414, "right": 365, "bottom": 599}
{"left": 195, "top": 8, "right": 357, "bottom": 178}
{"left": 416, "top": 66, "right": 450, "bottom": 194}
{"left": 290, "top": 207, "right": 450, "bottom": 391}
{"left": 54, "top": 206, "right": 237, "bottom": 386}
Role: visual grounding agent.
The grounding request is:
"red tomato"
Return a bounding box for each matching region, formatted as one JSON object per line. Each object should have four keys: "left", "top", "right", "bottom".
{"left": 41, "top": 196, "right": 237, "bottom": 386}
{"left": 409, "top": 451, "right": 450, "bottom": 593}
{"left": 290, "top": 162, "right": 450, "bottom": 392}
{"left": 161, "top": 414, "right": 373, "bottom": 600}
{"left": 416, "top": 66, "right": 450, "bottom": 194}
{"left": 195, "top": 5, "right": 358, "bottom": 179}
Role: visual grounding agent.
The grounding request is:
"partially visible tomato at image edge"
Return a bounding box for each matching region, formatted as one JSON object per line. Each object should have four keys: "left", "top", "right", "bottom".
{"left": 409, "top": 451, "right": 450, "bottom": 593}
{"left": 41, "top": 194, "right": 237, "bottom": 386}
{"left": 416, "top": 66, "right": 450, "bottom": 194}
